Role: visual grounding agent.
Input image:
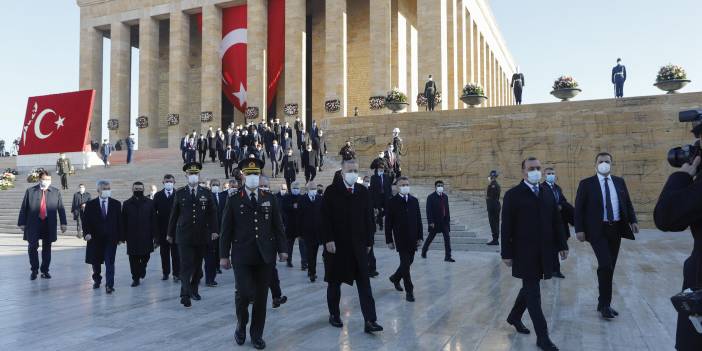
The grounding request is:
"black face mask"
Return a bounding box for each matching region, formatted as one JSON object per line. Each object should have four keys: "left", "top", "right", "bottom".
{"left": 317, "top": 189, "right": 323, "bottom": 195}
{"left": 133, "top": 191, "right": 144, "bottom": 198}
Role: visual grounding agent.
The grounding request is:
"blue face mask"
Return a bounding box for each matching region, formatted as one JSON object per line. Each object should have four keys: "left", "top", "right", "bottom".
{"left": 291, "top": 189, "right": 300, "bottom": 195}
{"left": 545, "top": 174, "right": 556, "bottom": 184}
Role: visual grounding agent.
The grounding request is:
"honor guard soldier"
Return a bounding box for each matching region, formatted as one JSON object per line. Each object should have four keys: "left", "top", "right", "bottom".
{"left": 167, "top": 162, "right": 219, "bottom": 308}
{"left": 220, "top": 156, "right": 288, "bottom": 350}
{"left": 486, "top": 170, "right": 502, "bottom": 246}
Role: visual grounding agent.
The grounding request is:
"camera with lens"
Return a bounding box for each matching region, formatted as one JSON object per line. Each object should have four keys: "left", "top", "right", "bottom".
{"left": 668, "top": 110, "right": 702, "bottom": 168}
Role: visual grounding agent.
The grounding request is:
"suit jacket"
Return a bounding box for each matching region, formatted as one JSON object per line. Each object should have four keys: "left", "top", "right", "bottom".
{"left": 282, "top": 155, "right": 299, "bottom": 179}
{"left": 369, "top": 173, "right": 392, "bottom": 208}
{"left": 426, "top": 192, "right": 451, "bottom": 232}
{"left": 167, "top": 186, "right": 219, "bottom": 246}
{"left": 501, "top": 181, "right": 568, "bottom": 280}
{"left": 220, "top": 189, "right": 287, "bottom": 265}
{"left": 197, "top": 138, "right": 209, "bottom": 152}
{"left": 542, "top": 182, "right": 574, "bottom": 238}
{"left": 270, "top": 145, "right": 283, "bottom": 162}
{"left": 424, "top": 80, "right": 437, "bottom": 97}
{"left": 121, "top": 196, "right": 157, "bottom": 255}
{"left": 282, "top": 194, "right": 303, "bottom": 238}
{"left": 71, "top": 192, "right": 91, "bottom": 219}
{"left": 152, "top": 189, "right": 175, "bottom": 243}
{"left": 213, "top": 191, "right": 228, "bottom": 231}
{"left": 574, "top": 175, "right": 637, "bottom": 241}
{"left": 83, "top": 197, "right": 122, "bottom": 264}
{"left": 300, "top": 194, "right": 324, "bottom": 244}
{"left": 302, "top": 149, "right": 319, "bottom": 168}
{"left": 18, "top": 185, "right": 67, "bottom": 243}
{"left": 385, "top": 194, "right": 424, "bottom": 252}
{"left": 100, "top": 143, "right": 113, "bottom": 157}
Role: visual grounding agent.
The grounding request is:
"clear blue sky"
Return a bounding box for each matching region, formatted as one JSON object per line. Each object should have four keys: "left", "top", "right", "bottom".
{"left": 0, "top": 0, "right": 700, "bottom": 148}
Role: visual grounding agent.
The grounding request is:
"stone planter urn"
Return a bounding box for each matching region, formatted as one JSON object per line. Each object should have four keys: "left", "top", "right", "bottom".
{"left": 654, "top": 79, "right": 691, "bottom": 94}
{"left": 385, "top": 101, "right": 408, "bottom": 113}
{"left": 550, "top": 88, "right": 581, "bottom": 101}
{"left": 460, "top": 95, "right": 488, "bottom": 107}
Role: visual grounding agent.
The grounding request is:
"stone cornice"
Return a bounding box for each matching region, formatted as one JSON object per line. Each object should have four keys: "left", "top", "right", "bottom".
{"left": 76, "top": 0, "right": 111, "bottom": 7}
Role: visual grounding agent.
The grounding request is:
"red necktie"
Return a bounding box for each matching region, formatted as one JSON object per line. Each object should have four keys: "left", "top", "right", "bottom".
{"left": 39, "top": 190, "right": 47, "bottom": 220}
{"left": 347, "top": 187, "right": 353, "bottom": 194}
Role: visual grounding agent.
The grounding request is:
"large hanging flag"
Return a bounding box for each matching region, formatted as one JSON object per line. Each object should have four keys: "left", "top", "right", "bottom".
{"left": 267, "top": 0, "right": 284, "bottom": 107}
{"left": 220, "top": 5, "right": 248, "bottom": 113}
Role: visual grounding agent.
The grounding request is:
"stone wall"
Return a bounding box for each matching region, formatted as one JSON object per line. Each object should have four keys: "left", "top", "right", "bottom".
{"left": 321, "top": 92, "right": 702, "bottom": 227}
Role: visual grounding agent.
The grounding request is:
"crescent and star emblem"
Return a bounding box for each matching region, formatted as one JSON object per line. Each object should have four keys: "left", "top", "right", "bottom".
{"left": 22, "top": 101, "right": 67, "bottom": 145}
{"left": 219, "top": 28, "right": 248, "bottom": 105}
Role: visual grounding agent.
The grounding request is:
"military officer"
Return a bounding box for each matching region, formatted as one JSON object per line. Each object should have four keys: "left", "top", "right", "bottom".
{"left": 486, "top": 170, "right": 502, "bottom": 246}
{"left": 167, "top": 162, "right": 219, "bottom": 308}
{"left": 220, "top": 157, "right": 288, "bottom": 350}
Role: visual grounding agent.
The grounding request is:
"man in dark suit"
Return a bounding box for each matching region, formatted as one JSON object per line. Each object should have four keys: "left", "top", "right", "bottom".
{"left": 338, "top": 140, "right": 356, "bottom": 161}
{"left": 83, "top": 180, "right": 122, "bottom": 293}
{"left": 385, "top": 177, "right": 423, "bottom": 302}
{"left": 369, "top": 166, "right": 392, "bottom": 231}
{"left": 197, "top": 134, "right": 209, "bottom": 164}
{"left": 543, "top": 167, "right": 575, "bottom": 279}
{"left": 302, "top": 144, "right": 319, "bottom": 183}
{"left": 180, "top": 133, "right": 189, "bottom": 162}
{"left": 611, "top": 58, "right": 627, "bottom": 98}
{"left": 269, "top": 140, "right": 283, "bottom": 178}
{"left": 424, "top": 74, "right": 437, "bottom": 111}
{"left": 18, "top": 170, "right": 67, "bottom": 280}
{"left": 153, "top": 174, "right": 180, "bottom": 281}
{"left": 501, "top": 157, "right": 568, "bottom": 351}
{"left": 261, "top": 177, "right": 288, "bottom": 308}
{"left": 421, "top": 180, "right": 454, "bottom": 262}
{"left": 71, "top": 184, "right": 90, "bottom": 238}
{"left": 207, "top": 127, "right": 217, "bottom": 162}
{"left": 283, "top": 181, "right": 307, "bottom": 269}
{"left": 216, "top": 130, "right": 226, "bottom": 166}
{"left": 100, "top": 139, "right": 114, "bottom": 167}
{"left": 224, "top": 145, "right": 236, "bottom": 179}
{"left": 294, "top": 117, "right": 304, "bottom": 151}
{"left": 205, "top": 179, "right": 227, "bottom": 287}
{"left": 312, "top": 130, "right": 328, "bottom": 171}
{"left": 167, "top": 162, "right": 219, "bottom": 308}
{"left": 575, "top": 152, "right": 638, "bottom": 319}
{"left": 300, "top": 181, "right": 324, "bottom": 282}
{"left": 121, "top": 181, "right": 158, "bottom": 287}
{"left": 322, "top": 158, "right": 383, "bottom": 333}
{"left": 282, "top": 149, "right": 298, "bottom": 191}
{"left": 486, "top": 170, "right": 501, "bottom": 245}
{"left": 220, "top": 158, "right": 288, "bottom": 349}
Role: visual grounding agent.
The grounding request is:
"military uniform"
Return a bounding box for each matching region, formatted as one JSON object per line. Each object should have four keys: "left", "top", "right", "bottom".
{"left": 56, "top": 157, "right": 72, "bottom": 190}
{"left": 486, "top": 173, "right": 501, "bottom": 244}
{"left": 220, "top": 158, "right": 287, "bottom": 348}
{"left": 167, "top": 162, "right": 219, "bottom": 307}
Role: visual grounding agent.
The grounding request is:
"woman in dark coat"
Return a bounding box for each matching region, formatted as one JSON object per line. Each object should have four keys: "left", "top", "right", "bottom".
{"left": 121, "top": 182, "right": 158, "bottom": 286}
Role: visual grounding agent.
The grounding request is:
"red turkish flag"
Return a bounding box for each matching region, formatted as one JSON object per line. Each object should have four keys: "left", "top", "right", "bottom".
{"left": 267, "top": 0, "right": 284, "bottom": 107}
{"left": 221, "top": 6, "right": 248, "bottom": 113}
{"left": 19, "top": 90, "right": 95, "bottom": 155}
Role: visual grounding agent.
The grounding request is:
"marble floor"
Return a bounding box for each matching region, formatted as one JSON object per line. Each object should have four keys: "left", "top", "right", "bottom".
{"left": 0, "top": 229, "right": 691, "bottom": 351}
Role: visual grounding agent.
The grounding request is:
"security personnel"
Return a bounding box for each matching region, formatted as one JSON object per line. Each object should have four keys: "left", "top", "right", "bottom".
{"left": 486, "top": 170, "right": 501, "bottom": 246}
{"left": 167, "top": 162, "right": 219, "bottom": 308}
{"left": 220, "top": 157, "right": 288, "bottom": 350}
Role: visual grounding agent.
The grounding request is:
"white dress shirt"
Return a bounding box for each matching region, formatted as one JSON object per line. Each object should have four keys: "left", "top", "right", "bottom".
{"left": 246, "top": 188, "right": 258, "bottom": 202}
{"left": 597, "top": 173, "right": 620, "bottom": 221}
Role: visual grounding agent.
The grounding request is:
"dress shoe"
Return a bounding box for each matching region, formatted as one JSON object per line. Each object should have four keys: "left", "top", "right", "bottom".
{"left": 329, "top": 315, "right": 343, "bottom": 328}
{"left": 486, "top": 239, "right": 499, "bottom": 246}
{"left": 364, "top": 321, "right": 384, "bottom": 333}
{"left": 553, "top": 272, "right": 565, "bottom": 279}
{"left": 105, "top": 287, "right": 115, "bottom": 294}
{"left": 507, "top": 318, "right": 531, "bottom": 334}
{"left": 40, "top": 272, "right": 52, "bottom": 279}
{"left": 536, "top": 337, "right": 559, "bottom": 351}
{"left": 206, "top": 281, "right": 218, "bottom": 287}
{"left": 131, "top": 280, "right": 140, "bottom": 287}
{"left": 368, "top": 271, "right": 379, "bottom": 278}
{"left": 609, "top": 307, "right": 619, "bottom": 316}
{"left": 173, "top": 276, "right": 180, "bottom": 282}
{"left": 141, "top": 272, "right": 146, "bottom": 279}
{"left": 162, "top": 274, "right": 169, "bottom": 281}
{"left": 301, "top": 264, "right": 308, "bottom": 271}
{"left": 252, "top": 338, "right": 266, "bottom": 350}
{"left": 444, "top": 257, "right": 456, "bottom": 262}
{"left": 217, "top": 268, "right": 222, "bottom": 274}
{"left": 309, "top": 275, "right": 317, "bottom": 282}
{"left": 599, "top": 307, "right": 615, "bottom": 319}
{"left": 191, "top": 293, "right": 202, "bottom": 301}
{"left": 406, "top": 292, "right": 415, "bottom": 302}
{"left": 93, "top": 282, "right": 100, "bottom": 289}
{"left": 421, "top": 251, "right": 427, "bottom": 259}
{"left": 286, "top": 262, "right": 293, "bottom": 268}
{"left": 181, "top": 296, "right": 192, "bottom": 308}
{"left": 389, "top": 277, "right": 403, "bottom": 292}
{"left": 30, "top": 272, "right": 38, "bottom": 280}
{"left": 234, "top": 325, "right": 246, "bottom": 345}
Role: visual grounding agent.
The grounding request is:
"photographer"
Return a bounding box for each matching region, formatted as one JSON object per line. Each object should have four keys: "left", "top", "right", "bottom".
{"left": 654, "top": 111, "right": 702, "bottom": 351}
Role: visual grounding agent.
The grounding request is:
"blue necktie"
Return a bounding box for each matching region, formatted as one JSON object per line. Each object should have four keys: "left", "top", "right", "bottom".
{"left": 532, "top": 184, "right": 539, "bottom": 197}
{"left": 604, "top": 178, "right": 614, "bottom": 222}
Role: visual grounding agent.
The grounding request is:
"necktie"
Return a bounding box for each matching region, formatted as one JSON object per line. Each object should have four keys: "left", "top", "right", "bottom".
{"left": 250, "top": 192, "right": 257, "bottom": 206}
{"left": 532, "top": 184, "right": 539, "bottom": 197}
{"left": 39, "top": 190, "right": 47, "bottom": 220}
{"left": 604, "top": 178, "right": 614, "bottom": 222}
{"left": 101, "top": 200, "right": 107, "bottom": 219}
{"left": 551, "top": 185, "right": 560, "bottom": 203}
{"left": 380, "top": 176, "right": 384, "bottom": 193}
{"left": 191, "top": 188, "right": 196, "bottom": 201}
{"left": 440, "top": 194, "right": 445, "bottom": 217}
{"left": 347, "top": 187, "right": 353, "bottom": 194}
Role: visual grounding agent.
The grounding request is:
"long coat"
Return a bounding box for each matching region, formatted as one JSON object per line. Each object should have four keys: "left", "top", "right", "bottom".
{"left": 18, "top": 184, "right": 67, "bottom": 243}
{"left": 121, "top": 196, "right": 158, "bottom": 256}
{"left": 152, "top": 189, "right": 175, "bottom": 245}
{"left": 426, "top": 191, "right": 451, "bottom": 233}
{"left": 385, "top": 194, "right": 424, "bottom": 252}
{"left": 71, "top": 191, "right": 91, "bottom": 220}
{"left": 501, "top": 181, "right": 568, "bottom": 280}
{"left": 369, "top": 173, "right": 392, "bottom": 209}
{"left": 321, "top": 182, "right": 375, "bottom": 285}
{"left": 83, "top": 197, "right": 122, "bottom": 264}
{"left": 282, "top": 194, "right": 303, "bottom": 239}
{"left": 299, "top": 194, "right": 324, "bottom": 245}
{"left": 542, "top": 182, "right": 575, "bottom": 238}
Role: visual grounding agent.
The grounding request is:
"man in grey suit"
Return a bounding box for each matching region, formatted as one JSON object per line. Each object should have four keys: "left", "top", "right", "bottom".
{"left": 18, "top": 170, "right": 67, "bottom": 280}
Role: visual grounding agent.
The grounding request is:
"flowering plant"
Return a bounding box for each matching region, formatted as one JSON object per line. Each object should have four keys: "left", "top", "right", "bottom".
{"left": 167, "top": 113, "right": 180, "bottom": 126}
{"left": 107, "top": 119, "right": 119, "bottom": 130}
{"left": 136, "top": 116, "right": 149, "bottom": 129}
{"left": 26, "top": 167, "right": 46, "bottom": 183}
{"left": 4, "top": 168, "right": 18, "bottom": 176}
{"left": 416, "top": 92, "right": 442, "bottom": 106}
{"left": 369, "top": 96, "right": 385, "bottom": 110}
{"left": 552, "top": 75, "right": 579, "bottom": 90}
{"left": 0, "top": 172, "right": 15, "bottom": 190}
{"left": 385, "top": 88, "right": 408, "bottom": 104}
{"left": 245, "top": 107, "right": 259, "bottom": 119}
{"left": 325, "top": 99, "right": 341, "bottom": 113}
{"left": 283, "top": 103, "right": 299, "bottom": 117}
{"left": 656, "top": 64, "right": 687, "bottom": 82}
{"left": 200, "top": 111, "right": 213, "bottom": 123}
{"left": 461, "top": 83, "right": 484, "bottom": 97}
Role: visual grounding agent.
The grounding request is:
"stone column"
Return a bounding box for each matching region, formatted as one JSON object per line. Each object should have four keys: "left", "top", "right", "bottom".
{"left": 324, "top": 0, "right": 347, "bottom": 117}
{"left": 369, "top": 0, "right": 391, "bottom": 113}
{"left": 109, "top": 22, "right": 131, "bottom": 143}
{"left": 201, "top": 5, "right": 222, "bottom": 130}
{"left": 473, "top": 24, "right": 480, "bottom": 86}
{"left": 465, "top": 10, "right": 473, "bottom": 85}
{"left": 485, "top": 45, "right": 491, "bottom": 106}
{"left": 168, "top": 10, "right": 189, "bottom": 148}
{"left": 446, "top": 0, "right": 456, "bottom": 110}
{"left": 284, "top": 0, "right": 306, "bottom": 123}
{"left": 479, "top": 34, "right": 485, "bottom": 102}
{"left": 247, "top": 0, "right": 267, "bottom": 122}
{"left": 138, "top": 16, "right": 159, "bottom": 149}
{"left": 418, "top": 0, "right": 448, "bottom": 111}
{"left": 79, "top": 26, "right": 103, "bottom": 144}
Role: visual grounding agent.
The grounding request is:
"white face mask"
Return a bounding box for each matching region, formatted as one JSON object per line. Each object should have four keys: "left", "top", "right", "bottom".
{"left": 344, "top": 172, "right": 359, "bottom": 186}
{"left": 187, "top": 175, "right": 199, "bottom": 185}
{"left": 308, "top": 191, "right": 316, "bottom": 199}
{"left": 40, "top": 180, "right": 51, "bottom": 189}
{"left": 378, "top": 170, "right": 384, "bottom": 175}
{"left": 60, "top": 155, "right": 66, "bottom": 159}
{"left": 399, "top": 186, "right": 410, "bottom": 195}
{"left": 363, "top": 182, "right": 370, "bottom": 187}
{"left": 527, "top": 170, "right": 542, "bottom": 185}
{"left": 100, "top": 190, "right": 111, "bottom": 199}
{"left": 228, "top": 188, "right": 236, "bottom": 194}
{"left": 597, "top": 162, "right": 611, "bottom": 175}
{"left": 545, "top": 174, "right": 556, "bottom": 184}
{"left": 436, "top": 186, "right": 444, "bottom": 194}
{"left": 245, "top": 175, "right": 259, "bottom": 189}
{"left": 164, "top": 182, "right": 174, "bottom": 191}
{"left": 79, "top": 187, "right": 85, "bottom": 194}
{"left": 280, "top": 189, "right": 287, "bottom": 195}
{"left": 211, "top": 186, "right": 220, "bottom": 194}
{"left": 378, "top": 154, "right": 384, "bottom": 158}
